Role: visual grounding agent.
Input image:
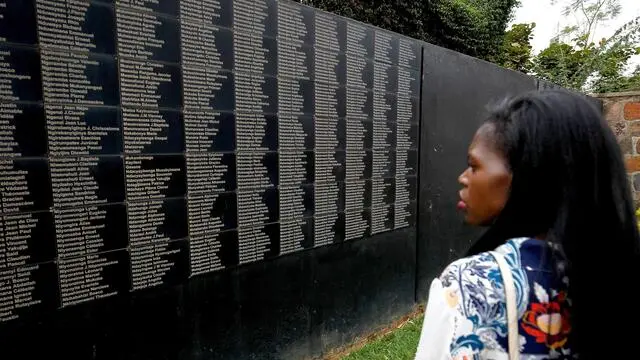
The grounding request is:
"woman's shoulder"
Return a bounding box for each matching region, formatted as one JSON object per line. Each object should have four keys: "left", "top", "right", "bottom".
{"left": 431, "top": 245, "right": 520, "bottom": 356}
{"left": 440, "top": 238, "right": 528, "bottom": 284}
{"left": 439, "top": 238, "right": 533, "bottom": 316}
{"left": 429, "top": 238, "right": 570, "bottom": 358}
{"left": 438, "top": 250, "right": 505, "bottom": 323}
{"left": 439, "top": 251, "right": 499, "bottom": 287}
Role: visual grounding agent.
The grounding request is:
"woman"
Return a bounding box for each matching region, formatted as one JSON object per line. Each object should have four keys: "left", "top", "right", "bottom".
{"left": 415, "top": 90, "right": 640, "bottom": 359}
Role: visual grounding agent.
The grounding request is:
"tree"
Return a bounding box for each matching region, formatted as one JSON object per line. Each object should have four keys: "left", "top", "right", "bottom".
{"left": 493, "top": 23, "right": 536, "bottom": 73}
{"left": 531, "top": 0, "right": 640, "bottom": 93}
{"left": 534, "top": 41, "right": 595, "bottom": 90}
{"left": 588, "top": 41, "right": 640, "bottom": 93}
{"left": 301, "top": 0, "right": 521, "bottom": 62}
{"left": 300, "top": 0, "right": 425, "bottom": 42}
{"left": 423, "top": 0, "right": 521, "bottom": 60}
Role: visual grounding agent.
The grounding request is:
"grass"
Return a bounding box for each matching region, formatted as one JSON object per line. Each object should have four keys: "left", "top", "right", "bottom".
{"left": 340, "top": 315, "right": 424, "bottom": 360}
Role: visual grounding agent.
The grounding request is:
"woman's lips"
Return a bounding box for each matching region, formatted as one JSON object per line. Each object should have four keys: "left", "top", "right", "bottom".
{"left": 458, "top": 190, "right": 467, "bottom": 210}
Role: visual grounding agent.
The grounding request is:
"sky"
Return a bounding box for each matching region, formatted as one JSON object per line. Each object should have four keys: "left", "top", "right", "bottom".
{"left": 513, "top": 0, "right": 640, "bottom": 53}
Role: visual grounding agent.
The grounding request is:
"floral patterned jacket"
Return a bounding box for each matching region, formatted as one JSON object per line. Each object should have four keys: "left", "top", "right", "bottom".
{"left": 415, "top": 238, "right": 572, "bottom": 360}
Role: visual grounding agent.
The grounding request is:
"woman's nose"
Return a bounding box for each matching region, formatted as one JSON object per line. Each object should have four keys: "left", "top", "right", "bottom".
{"left": 458, "top": 168, "right": 469, "bottom": 186}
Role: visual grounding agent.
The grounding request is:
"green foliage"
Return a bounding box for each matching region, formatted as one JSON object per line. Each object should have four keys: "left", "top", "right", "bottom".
{"left": 589, "top": 44, "right": 640, "bottom": 93}
{"left": 493, "top": 23, "right": 536, "bottom": 73}
{"left": 554, "top": 0, "right": 621, "bottom": 40}
{"left": 300, "top": 0, "right": 425, "bottom": 41}
{"left": 302, "top": 0, "right": 520, "bottom": 61}
{"left": 424, "top": 0, "right": 521, "bottom": 60}
{"left": 530, "top": 0, "right": 640, "bottom": 93}
{"left": 341, "top": 316, "right": 424, "bottom": 360}
{"left": 533, "top": 41, "right": 594, "bottom": 90}
{"left": 303, "top": 0, "right": 640, "bottom": 93}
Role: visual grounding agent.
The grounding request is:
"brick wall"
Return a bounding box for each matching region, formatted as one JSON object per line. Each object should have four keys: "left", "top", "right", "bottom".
{"left": 595, "top": 91, "right": 640, "bottom": 206}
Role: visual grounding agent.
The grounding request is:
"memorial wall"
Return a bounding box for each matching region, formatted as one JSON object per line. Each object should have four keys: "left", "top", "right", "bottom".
{"left": 0, "top": 0, "right": 421, "bottom": 323}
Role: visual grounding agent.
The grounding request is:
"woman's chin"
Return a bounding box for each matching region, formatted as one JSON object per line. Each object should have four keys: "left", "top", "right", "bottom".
{"left": 462, "top": 213, "right": 475, "bottom": 225}
{"left": 463, "top": 214, "right": 484, "bottom": 227}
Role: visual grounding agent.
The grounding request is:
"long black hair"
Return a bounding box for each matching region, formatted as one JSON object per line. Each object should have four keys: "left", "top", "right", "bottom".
{"left": 467, "top": 90, "right": 640, "bottom": 358}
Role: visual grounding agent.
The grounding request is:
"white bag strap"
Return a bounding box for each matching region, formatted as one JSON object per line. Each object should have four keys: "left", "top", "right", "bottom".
{"left": 491, "top": 251, "right": 519, "bottom": 360}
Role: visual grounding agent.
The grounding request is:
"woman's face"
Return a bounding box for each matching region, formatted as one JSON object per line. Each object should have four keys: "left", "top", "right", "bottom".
{"left": 458, "top": 125, "right": 512, "bottom": 226}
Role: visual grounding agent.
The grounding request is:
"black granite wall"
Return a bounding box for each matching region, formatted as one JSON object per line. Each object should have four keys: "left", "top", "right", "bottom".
{"left": 416, "top": 44, "right": 538, "bottom": 302}
{"left": 0, "top": 0, "right": 419, "bottom": 358}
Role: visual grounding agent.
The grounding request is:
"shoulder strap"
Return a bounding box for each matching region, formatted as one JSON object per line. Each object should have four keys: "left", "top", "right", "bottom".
{"left": 490, "top": 251, "right": 519, "bottom": 360}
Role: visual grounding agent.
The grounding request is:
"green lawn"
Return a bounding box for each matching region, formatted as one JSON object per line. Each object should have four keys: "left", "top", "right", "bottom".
{"left": 341, "top": 316, "right": 423, "bottom": 360}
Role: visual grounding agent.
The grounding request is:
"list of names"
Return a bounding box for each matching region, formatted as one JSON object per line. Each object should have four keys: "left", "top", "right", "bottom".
{"left": 0, "top": 0, "right": 52, "bottom": 322}
{"left": 345, "top": 22, "right": 371, "bottom": 241}
{"left": 38, "top": 0, "right": 124, "bottom": 308}
{"left": 395, "top": 39, "right": 419, "bottom": 229}
{"left": 371, "top": 31, "right": 395, "bottom": 234}
{"left": 181, "top": 0, "right": 236, "bottom": 275}
{"left": 314, "top": 12, "right": 345, "bottom": 246}
{"left": 0, "top": 0, "right": 422, "bottom": 323}
{"left": 278, "top": 1, "right": 314, "bottom": 254}
{"left": 234, "top": 0, "right": 278, "bottom": 264}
